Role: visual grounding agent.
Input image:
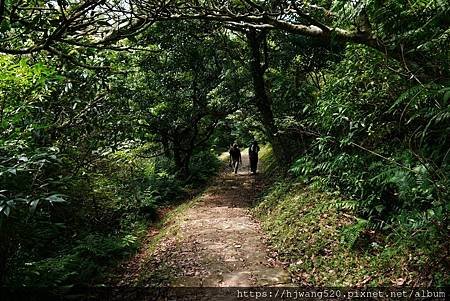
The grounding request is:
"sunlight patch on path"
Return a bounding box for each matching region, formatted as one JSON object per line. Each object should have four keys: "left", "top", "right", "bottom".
{"left": 137, "top": 154, "right": 291, "bottom": 287}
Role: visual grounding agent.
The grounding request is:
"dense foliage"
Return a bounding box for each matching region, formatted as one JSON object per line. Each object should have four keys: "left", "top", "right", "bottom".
{"left": 0, "top": 0, "right": 448, "bottom": 287}
{"left": 0, "top": 33, "right": 222, "bottom": 286}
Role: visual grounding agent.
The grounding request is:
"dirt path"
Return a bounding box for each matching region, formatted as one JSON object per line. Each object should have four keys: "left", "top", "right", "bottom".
{"left": 119, "top": 153, "right": 291, "bottom": 287}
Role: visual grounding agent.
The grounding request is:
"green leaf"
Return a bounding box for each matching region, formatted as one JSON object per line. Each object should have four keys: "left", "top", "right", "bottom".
{"left": 30, "top": 199, "right": 40, "bottom": 213}
{"left": 2, "top": 206, "right": 11, "bottom": 216}
{"left": 45, "top": 194, "right": 67, "bottom": 203}
{"left": 443, "top": 90, "right": 450, "bottom": 103}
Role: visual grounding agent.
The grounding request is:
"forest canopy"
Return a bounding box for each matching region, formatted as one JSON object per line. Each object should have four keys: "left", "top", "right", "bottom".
{"left": 0, "top": 0, "right": 449, "bottom": 288}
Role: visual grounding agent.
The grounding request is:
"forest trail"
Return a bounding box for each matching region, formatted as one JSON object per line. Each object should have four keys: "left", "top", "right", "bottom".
{"left": 118, "top": 153, "right": 291, "bottom": 287}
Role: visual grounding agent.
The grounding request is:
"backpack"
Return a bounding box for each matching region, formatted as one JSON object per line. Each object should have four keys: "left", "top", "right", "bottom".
{"left": 249, "top": 143, "right": 259, "bottom": 156}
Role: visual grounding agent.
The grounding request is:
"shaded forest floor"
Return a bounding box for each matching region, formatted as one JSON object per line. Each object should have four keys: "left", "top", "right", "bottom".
{"left": 112, "top": 153, "right": 291, "bottom": 286}
{"left": 109, "top": 148, "right": 448, "bottom": 288}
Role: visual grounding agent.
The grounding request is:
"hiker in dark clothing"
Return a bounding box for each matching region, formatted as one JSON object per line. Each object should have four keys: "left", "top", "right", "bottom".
{"left": 229, "top": 143, "right": 242, "bottom": 174}
{"left": 248, "top": 140, "right": 260, "bottom": 174}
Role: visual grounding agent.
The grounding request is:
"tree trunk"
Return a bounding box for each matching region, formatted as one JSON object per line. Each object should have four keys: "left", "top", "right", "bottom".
{"left": 173, "top": 146, "right": 190, "bottom": 179}
{"left": 246, "top": 29, "right": 294, "bottom": 165}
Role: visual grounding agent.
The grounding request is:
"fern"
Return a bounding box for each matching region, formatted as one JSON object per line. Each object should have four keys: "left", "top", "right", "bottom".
{"left": 340, "top": 218, "right": 368, "bottom": 249}
{"left": 389, "top": 85, "right": 424, "bottom": 112}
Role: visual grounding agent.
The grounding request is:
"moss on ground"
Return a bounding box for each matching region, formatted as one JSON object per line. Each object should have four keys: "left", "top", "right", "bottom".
{"left": 253, "top": 179, "right": 448, "bottom": 286}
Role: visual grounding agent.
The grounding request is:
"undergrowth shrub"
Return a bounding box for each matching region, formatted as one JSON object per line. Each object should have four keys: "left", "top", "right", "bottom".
{"left": 188, "top": 150, "right": 221, "bottom": 184}
{"left": 255, "top": 176, "right": 448, "bottom": 286}
{"left": 285, "top": 44, "right": 449, "bottom": 285}
{"left": 9, "top": 233, "right": 138, "bottom": 287}
{"left": 1, "top": 146, "right": 220, "bottom": 287}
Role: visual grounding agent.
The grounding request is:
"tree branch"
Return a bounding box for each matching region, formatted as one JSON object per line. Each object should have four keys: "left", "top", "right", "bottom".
{"left": 46, "top": 46, "right": 112, "bottom": 71}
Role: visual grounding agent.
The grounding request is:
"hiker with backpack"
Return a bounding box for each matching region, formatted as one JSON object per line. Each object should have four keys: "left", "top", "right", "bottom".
{"left": 229, "top": 143, "right": 242, "bottom": 174}
{"left": 248, "top": 140, "right": 260, "bottom": 174}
